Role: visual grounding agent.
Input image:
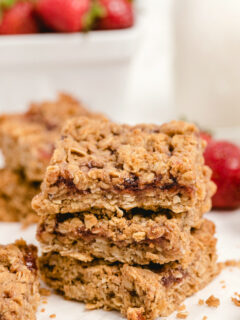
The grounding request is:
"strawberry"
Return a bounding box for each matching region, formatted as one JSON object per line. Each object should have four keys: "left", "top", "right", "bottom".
{"left": 0, "top": 1, "right": 38, "bottom": 35}
{"left": 204, "top": 140, "right": 240, "bottom": 210}
{"left": 36, "top": 0, "right": 91, "bottom": 32}
{"left": 97, "top": 0, "right": 134, "bottom": 30}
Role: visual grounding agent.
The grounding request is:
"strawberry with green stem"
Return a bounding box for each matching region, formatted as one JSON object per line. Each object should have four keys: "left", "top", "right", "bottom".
{"left": 96, "top": 0, "right": 134, "bottom": 30}
{"left": 36, "top": 0, "right": 92, "bottom": 32}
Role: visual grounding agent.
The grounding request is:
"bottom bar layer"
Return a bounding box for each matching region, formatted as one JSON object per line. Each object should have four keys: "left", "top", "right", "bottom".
{"left": 40, "top": 220, "right": 218, "bottom": 320}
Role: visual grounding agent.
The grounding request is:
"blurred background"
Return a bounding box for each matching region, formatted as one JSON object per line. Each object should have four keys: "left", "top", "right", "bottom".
{"left": 0, "top": 0, "right": 240, "bottom": 138}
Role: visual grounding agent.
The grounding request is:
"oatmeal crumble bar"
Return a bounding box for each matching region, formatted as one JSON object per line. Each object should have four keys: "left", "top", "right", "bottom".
{"left": 0, "top": 94, "right": 102, "bottom": 182}
{"left": 0, "top": 240, "right": 40, "bottom": 320}
{"left": 0, "top": 169, "right": 39, "bottom": 223}
{"left": 37, "top": 209, "right": 204, "bottom": 265}
{"left": 32, "top": 118, "right": 216, "bottom": 215}
{"left": 39, "top": 220, "right": 218, "bottom": 320}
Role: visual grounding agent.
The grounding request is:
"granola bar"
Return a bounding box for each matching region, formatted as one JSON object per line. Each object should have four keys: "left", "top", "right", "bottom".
{"left": 37, "top": 207, "right": 203, "bottom": 265}
{"left": 0, "top": 169, "right": 39, "bottom": 224}
{"left": 32, "top": 118, "right": 216, "bottom": 215}
{"left": 0, "top": 240, "right": 40, "bottom": 320}
{"left": 39, "top": 219, "right": 218, "bottom": 320}
{"left": 0, "top": 94, "right": 101, "bottom": 182}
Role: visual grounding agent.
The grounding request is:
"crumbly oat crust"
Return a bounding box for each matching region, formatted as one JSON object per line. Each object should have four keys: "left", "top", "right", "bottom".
{"left": 39, "top": 220, "right": 218, "bottom": 320}
{"left": 0, "top": 169, "right": 39, "bottom": 224}
{"left": 32, "top": 118, "right": 216, "bottom": 215}
{"left": 0, "top": 240, "right": 40, "bottom": 320}
{"left": 37, "top": 208, "right": 203, "bottom": 265}
{"left": 0, "top": 94, "right": 100, "bottom": 182}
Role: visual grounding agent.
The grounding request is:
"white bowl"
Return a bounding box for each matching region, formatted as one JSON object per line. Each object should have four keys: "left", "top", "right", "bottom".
{"left": 0, "top": 19, "right": 143, "bottom": 120}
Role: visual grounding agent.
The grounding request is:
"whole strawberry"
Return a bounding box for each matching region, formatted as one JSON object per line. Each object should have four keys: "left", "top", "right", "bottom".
{"left": 0, "top": 1, "right": 38, "bottom": 35}
{"left": 204, "top": 140, "right": 240, "bottom": 210}
{"left": 36, "top": 0, "right": 91, "bottom": 32}
{"left": 97, "top": 0, "right": 134, "bottom": 30}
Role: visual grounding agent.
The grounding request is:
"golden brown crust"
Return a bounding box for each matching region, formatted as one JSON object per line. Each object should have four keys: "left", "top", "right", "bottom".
{"left": 0, "top": 94, "right": 102, "bottom": 181}
{"left": 33, "top": 118, "right": 216, "bottom": 215}
{"left": 0, "top": 240, "right": 40, "bottom": 320}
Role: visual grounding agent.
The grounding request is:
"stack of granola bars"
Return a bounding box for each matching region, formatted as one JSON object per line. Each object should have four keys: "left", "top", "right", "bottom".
{"left": 33, "top": 117, "right": 219, "bottom": 320}
{"left": 0, "top": 94, "right": 95, "bottom": 224}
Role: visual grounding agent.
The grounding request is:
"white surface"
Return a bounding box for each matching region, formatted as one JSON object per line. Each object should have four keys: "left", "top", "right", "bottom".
{"left": 0, "top": 211, "right": 239, "bottom": 319}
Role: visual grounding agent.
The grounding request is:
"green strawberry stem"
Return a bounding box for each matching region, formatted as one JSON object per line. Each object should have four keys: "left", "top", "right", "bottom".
{"left": 83, "top": 0, "right": 105, "bottom": 31}
{"left": 0, "top": 0, "right": 16, "bottom": 8}
{"left": 0, "top": 0, "right": 15, "bottom": 22}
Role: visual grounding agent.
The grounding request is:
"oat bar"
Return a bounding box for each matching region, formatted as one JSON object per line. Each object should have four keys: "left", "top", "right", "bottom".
{"left": 33, "top": 118, "right": 216, "bottom": 215}
{"left": 37, "top": 208, "right": 204, "bottom": 265}
{"left": 0, "top": 94, "right": 101, "bottom": 181}
{"left": 0, "top": 240, "right": 40, "bottom": 320}
{"left": 0, "top": 169, "right": 39, "bottom": 223}
{"left": 39, "top": 220, "right": 218, "bottom": 320}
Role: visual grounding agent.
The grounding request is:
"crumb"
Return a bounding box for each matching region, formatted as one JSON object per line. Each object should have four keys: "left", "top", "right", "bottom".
{"left": 40, "top": 288, "right": 51, "bottom": 296}
{"left": 219, "top": 260, "right": 240, "bottom": 270}
{"left": 198, "top": 299, "right": 204, "bottom": 306}
{"left": 42, "top": 300, "right": 48, "bottom": 304}
{"left": 222, "top": 285, "right": 226, "bottom": 288}
{"left": 49, "top": 315, "right": 56, "bottom": 319}
{"left": 176, "top": 311, "right": 188, "bottom": 319}
{"left": 232, "top": 297, "right": 240, "bottom": 307}
{"left": 232, "top": 293, "right": 240, "bottom": 307}
{"left": 86, "top": 303, "right": 99, "bottom": 310}
{"left": 220, "top": 280, "right": 225, "bottom": 284}
{"left": 41, "top": 308, "right": 45, "bottom": 312}
{"left": 205, "top": 295, "right": 220, "bottom": 308}
{"left": 202, "top": 317, "right": 207, "bottom": 320}
{"left": 177, "top": 304, "right": 186, "bottom": 311}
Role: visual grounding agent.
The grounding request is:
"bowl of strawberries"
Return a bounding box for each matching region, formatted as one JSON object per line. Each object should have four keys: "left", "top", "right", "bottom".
{"left": 0, "top": 0, "right": 142, "bottom": 119}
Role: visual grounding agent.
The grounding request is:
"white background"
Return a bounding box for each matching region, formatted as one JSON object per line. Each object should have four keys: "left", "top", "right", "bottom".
{"left": 127, "top": 0, "right": 173, "bottom": 124}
